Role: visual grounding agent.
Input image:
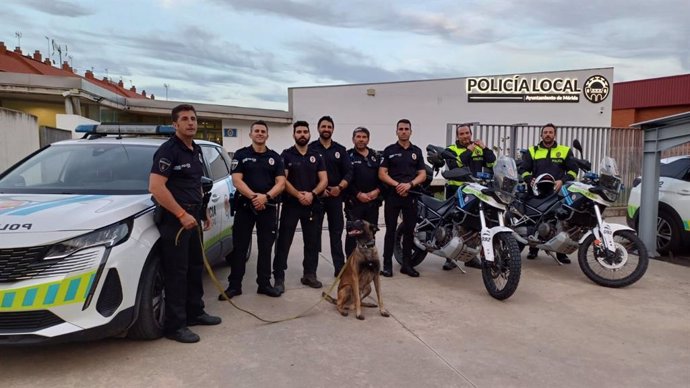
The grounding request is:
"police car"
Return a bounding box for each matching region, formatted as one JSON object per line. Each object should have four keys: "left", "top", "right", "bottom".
{"left": 627, "top": 155, "right": 690, "bottom": 255}
{"left": 0, "top": 124, "right": 238, "bottom": 344}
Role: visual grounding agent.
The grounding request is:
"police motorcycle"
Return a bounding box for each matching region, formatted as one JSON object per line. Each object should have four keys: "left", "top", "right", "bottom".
{"left": 393, "top": 145, "right": 521, "bottom": 300}
{"left": 507, "top": 140, "right": 648, "bottom": 288}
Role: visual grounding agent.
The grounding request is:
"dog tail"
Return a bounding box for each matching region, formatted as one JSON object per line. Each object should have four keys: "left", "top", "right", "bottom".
{"left": 321, "top": 292, "right": 336, "bottom": 305}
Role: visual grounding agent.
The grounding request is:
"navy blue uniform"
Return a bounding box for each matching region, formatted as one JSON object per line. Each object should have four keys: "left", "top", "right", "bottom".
{"left": 150, "top": 135, "right": 206, "bottom": 335}
{"left": 380, "top": 142, "right": 425, "bottom": 272}
{"left": 345, "top": 147, "right": 382, "bottom": 257}
{"left": 273, "top": 146, "right": 326, "bottom": 280}
{"left": 227, "top": 146, "right": 284, "bottom": 291}
{"left": 308, "top": 140, "right": 352, "bottom": 275}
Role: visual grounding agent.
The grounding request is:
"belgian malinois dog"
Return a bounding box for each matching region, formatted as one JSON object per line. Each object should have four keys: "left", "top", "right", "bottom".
{"left": 323, "top": 219, "right": 389, "bottom": 320}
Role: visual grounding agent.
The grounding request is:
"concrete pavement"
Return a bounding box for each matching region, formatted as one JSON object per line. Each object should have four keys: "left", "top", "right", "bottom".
{"left": 1, "top": 227, "right": 689, "bottom": 388}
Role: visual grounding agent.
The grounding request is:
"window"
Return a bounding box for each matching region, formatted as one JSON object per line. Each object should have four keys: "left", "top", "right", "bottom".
{"left": 201, "top": 146, "right": 230, "bottom": 181}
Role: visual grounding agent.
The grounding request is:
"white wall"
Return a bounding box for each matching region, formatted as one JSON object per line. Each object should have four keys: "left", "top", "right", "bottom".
{"left": 288, "top": 68, "right": 615, "bottom": 153}
{"left": 56, "top": 114, "right": 100, "bottom": 138}
{"left": 0, "top": 108, "right": 40, "bottom": 172}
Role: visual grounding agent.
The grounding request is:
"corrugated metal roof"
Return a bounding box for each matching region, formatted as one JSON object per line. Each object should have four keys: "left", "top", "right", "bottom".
{"left": 613, "top": 74, "right": 690, "bottom": 109}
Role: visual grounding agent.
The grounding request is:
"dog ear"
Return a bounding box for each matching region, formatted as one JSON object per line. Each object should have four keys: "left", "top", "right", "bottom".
{"left": 372, "top": 224, "right": 379, "bottom": 234}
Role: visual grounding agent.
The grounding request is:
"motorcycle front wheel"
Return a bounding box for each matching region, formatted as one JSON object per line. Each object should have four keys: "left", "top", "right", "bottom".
{"left": 578, "top": 230, "right": 648, "bottom": 288}
{"left": 394, "top": 224, "right": 428, "bottom": 267}
{"left": 481, "top": 232, "right": 522, "bottom": 300}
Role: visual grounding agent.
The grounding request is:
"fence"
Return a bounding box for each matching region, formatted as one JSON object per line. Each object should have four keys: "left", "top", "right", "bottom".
{"left": 446, "top": 123, "right": 689, "bottom": 208}
{"left": 39, "top": 126, "right": 72, "bottom": 147}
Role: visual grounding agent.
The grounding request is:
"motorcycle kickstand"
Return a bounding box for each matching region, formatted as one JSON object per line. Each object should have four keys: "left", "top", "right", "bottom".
{"left": 544, "top": 251, "right": 563, "bottom": 266}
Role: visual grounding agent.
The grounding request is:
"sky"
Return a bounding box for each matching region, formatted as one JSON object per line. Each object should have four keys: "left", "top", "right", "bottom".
{"left": 2, "top": 0, "right": 688, "bottom": 110}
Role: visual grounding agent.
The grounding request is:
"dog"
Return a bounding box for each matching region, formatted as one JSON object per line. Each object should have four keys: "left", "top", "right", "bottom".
{"left": 322, "top": 219, "right": 389, "bottom": 320}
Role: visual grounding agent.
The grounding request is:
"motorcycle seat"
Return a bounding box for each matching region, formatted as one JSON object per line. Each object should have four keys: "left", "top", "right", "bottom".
{"left": 524, "top": 191, "right": 560, "bottom": 213}
{"left": 420, "top": 195, "right": 457, "bottom": 212}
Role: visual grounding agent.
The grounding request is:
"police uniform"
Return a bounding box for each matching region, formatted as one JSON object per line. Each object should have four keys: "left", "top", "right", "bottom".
{"left": 150, "top": 135, "right": 206, "bottom": 336}
{"left": 226, "top": 146, "right": 285, "bottom": 292}
{"left": 273, "top": 146, "right": 326, "bottom": 282}
{"left": 345, "top": 147, "right": 382, "bottom": 257}
{"left": 308, "top": 140, "right": 352, "bottom": 275}
{"left": 380, "top": 142, "right": 425, "bottom": 273}
{"left": 444, "top": 143, "right": 496, "bottom": 198}
{"left": 519, "top": 141, "right": 578, "bottom": 186}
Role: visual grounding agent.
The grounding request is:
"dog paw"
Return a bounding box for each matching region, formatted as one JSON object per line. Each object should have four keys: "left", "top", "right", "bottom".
{"left": 339, "top": 310, "right": 349, "bottom": 316}
{"left": 356, "top": 314, "right": 365, "bottom": 320}
{"left": 380, "top": 309, "right": 390, "bottom": 317}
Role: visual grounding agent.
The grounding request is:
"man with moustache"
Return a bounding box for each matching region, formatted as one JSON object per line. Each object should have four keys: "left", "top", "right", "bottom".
{"left": 220, "top": 120, "right": 286, "bottom": 299}
{"left": 273, "top": 121, "right": 328, "bottom": 291}
{"left": 344, "top": 126, "right": 382, "bottom": 257}
{"left": 309, "top": 116, "right": 352, "bottom": 277}
{"left": 378, "top": 119, "right": 426, "bottom": 277}
{"left": 441, "top": 123, "right": 496, "bottom": 270}
{"left": 519, "top": 122, "right": 578, "bottom": 264}
{"left": 149, "top": 104, "right": 221, "bottom": 343}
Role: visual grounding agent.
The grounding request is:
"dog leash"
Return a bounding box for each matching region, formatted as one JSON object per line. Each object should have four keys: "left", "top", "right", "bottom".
{"left": 175, "top": 226, "right": 346, "bottom": 324}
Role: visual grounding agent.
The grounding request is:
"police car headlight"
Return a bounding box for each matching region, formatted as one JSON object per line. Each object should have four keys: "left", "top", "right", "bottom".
{"left": 44, "top": 220, "right": 132, "bottom": 260}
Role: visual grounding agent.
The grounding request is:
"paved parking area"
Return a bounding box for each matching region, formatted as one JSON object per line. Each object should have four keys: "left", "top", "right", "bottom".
{"left": 2, "top": 225, "right": 689, "bottom": 388}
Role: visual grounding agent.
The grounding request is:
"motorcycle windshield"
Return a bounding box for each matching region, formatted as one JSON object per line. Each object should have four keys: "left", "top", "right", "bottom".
{"left": 493, "top": 155, "right": 519, "bottom": 194}
{"left": 599, "top": 156, "right": 619, "bottom": 177}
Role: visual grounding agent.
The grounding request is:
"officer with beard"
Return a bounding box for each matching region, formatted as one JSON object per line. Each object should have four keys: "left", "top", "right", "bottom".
{"left": 273, "top": 121, "right": 328, "bottom": 292}
{"left": 309, "top": 116, "right": 352, "bottom": 277}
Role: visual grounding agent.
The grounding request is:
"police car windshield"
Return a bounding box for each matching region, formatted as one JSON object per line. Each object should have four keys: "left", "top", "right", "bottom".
{"left": 0, "top": 143, "right": 156, "bottom": 194}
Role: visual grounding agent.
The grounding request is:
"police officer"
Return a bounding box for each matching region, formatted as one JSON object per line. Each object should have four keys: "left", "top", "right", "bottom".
{"left": 519, "top": 122, "right": 578, "bottom": 264}
{"left": 441, "top": 123, "right": 496, "bottom": 270}
{"left": 378, "top": 119, "right": 427, "bottom": 277}
{"left": 345, "top": 126, "right": 382, "bottom": 257}
{"left": 149, "top": 104, "right": 221, "bottom": 344}
{"left": 273, "top": 121, "right": 328, "bottom": 290}
{"left": 309, "top": 116, "right": 352, "bottom": 276}
{"left": 220, "top": 120, "right": 286, "bottom": 299}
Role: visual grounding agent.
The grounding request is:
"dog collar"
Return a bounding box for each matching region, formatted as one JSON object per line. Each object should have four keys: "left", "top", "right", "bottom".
{"left": 357, "top": 240, "right": 376, "bottom": 249}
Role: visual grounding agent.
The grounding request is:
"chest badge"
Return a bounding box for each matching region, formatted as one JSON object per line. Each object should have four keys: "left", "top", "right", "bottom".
{"left": 335, "top": 151, "right": 341, "bottom": 159}
{"left": 269, "top": 157, "right": 275, "bottom": 165}
{"left": 411, "top": 153, "right": 417, "bottom": 160}
{"left": 310, "top": 156, "right": 316, "bottom": 163}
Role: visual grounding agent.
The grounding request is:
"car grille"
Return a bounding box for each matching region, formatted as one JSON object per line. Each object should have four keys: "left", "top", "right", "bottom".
{"left": 0, "top": 310, "right": 65, "bottom": 332}
{"left": 0, "top": 246, "right": 102, "bottom": 283}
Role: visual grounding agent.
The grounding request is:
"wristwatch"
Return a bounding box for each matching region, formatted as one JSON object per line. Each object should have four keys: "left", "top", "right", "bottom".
{"left": 266, "top": 193, "right": 272, "bottom": 200}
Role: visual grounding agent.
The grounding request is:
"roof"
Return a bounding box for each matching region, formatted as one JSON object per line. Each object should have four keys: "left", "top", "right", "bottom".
{"left": 613, "top": 74, "right": 690, "bottom": 109}
{"left": 631, "top": 110, "right": 690, "bottom": 128}
{"left": 0, "top": 42, "right": 148, "bottom": 99}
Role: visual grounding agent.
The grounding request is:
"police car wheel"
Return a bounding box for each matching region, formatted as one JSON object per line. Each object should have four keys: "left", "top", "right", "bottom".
{"left": 127, "top": 255, "right": 165, "bottom": 340}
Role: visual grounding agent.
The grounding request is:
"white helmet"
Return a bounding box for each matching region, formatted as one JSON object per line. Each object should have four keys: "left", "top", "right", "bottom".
{"left": 532, "top": 173, "right": 555, "bottom": 197}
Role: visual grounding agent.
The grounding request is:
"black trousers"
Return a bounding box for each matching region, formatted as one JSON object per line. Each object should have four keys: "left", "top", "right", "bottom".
{"left": 157, "top": 206, "right": 204, "bottom": 334}
{"left": 317, "top": 196, "right": 346, "bottom": 273}
{"left": 344, "top": 200, "right": 380, "bottom": 258}
{"left": 273, "top": 201, "right": 321, "bottom": 279}
{"left": 383, "top": 194, "right": 417, "bottom": 271}
{"left": 227, "top": 201, "right": 277, "bottom": 290}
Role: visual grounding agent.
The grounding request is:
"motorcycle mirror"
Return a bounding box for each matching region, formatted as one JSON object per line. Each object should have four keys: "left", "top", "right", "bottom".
{"left": 573, "top": 139, "right": 583, "bottom": 154}
{"left": 442, "top": 167, "right": 472, "bottom": 181}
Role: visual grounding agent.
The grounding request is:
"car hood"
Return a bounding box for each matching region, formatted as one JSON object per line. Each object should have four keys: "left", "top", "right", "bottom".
{"left": 0, "top": 194, "right": 152, "bottom": 245}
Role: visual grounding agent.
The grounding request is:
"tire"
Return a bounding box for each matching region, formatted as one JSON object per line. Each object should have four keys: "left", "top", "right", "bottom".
{"left": 481, "top": 232, "right": 522, "bottom": 300}
{"left": 394, "top": 224, "right": 427, "bottom": 267}
{"left": 127, "top": 255, "right": 165, "bottom": 340}
{"left": 655, "top": 208, "right": 682, "bottom": 255}
{"left": 224, "top": 238, "right": 252, "bottom": 266}
{"left": 578, "top": 229, "right": 648, "bottom": 288}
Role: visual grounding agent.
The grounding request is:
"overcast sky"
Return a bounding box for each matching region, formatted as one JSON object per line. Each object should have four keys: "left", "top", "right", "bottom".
{"left": 2, "top": 0, "right": 688, "bottom": 110}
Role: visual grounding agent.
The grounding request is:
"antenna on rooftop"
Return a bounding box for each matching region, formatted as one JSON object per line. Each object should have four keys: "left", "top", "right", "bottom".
{"left": 15, "top": 32, "right": 22, "bottom": 48}
{"left": 164, "top": 83, "right": 170, "bottom": 100}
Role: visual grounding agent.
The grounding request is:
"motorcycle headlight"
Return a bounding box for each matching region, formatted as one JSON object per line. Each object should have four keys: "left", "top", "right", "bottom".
{"left": 44, "top": 220, "right": 132, "bottom": 260}
{"left": 602, "top": 189, "right": 619, "bottom": 202}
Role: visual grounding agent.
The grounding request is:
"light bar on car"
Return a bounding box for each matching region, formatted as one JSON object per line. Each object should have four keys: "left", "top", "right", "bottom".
{"left": 75, "top": 124, "right": 175, "bottom": 135}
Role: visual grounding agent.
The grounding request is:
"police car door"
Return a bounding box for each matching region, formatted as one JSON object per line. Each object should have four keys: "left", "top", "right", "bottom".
{"left": 200, "top": 145, "right": 234, "bottom": 262}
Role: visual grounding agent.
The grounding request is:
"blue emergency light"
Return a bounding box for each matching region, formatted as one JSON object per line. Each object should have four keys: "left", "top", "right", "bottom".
{"left": 75, "top": 124, "right": 176, "bottom": 135}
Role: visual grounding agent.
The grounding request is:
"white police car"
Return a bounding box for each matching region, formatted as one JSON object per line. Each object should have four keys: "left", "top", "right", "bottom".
{"left": 0, "top": 124, "right": 237, "bottom": 343}
{"left": 627, "top": 155, "right": 690, "bottom": 255}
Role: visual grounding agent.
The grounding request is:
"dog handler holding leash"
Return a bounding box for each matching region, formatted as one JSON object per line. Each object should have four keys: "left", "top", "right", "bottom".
{"left": 149, "top": 104, "right": 221, "bottom": 344}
